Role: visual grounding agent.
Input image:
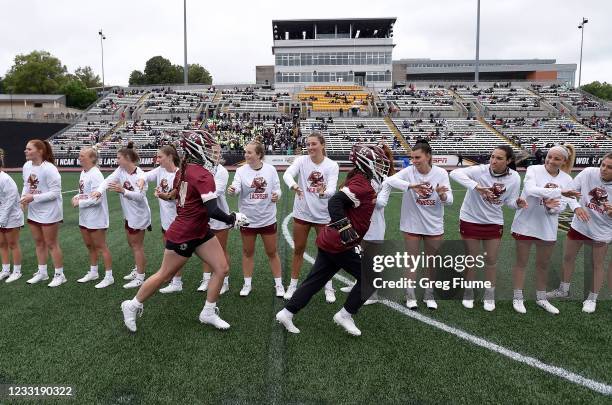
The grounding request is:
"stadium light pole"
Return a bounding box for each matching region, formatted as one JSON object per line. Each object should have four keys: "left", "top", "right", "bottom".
{"left": 98, "top": 29, "right": 106, "bottom": 94}
{"left": 475, "top": 0, "right": 480, "bottom": 85}
{"left": 183, "top": 0, "right": 188, "bottom": 85}
{"left": 577, "top": 17, "right": 588, "bottom": 88}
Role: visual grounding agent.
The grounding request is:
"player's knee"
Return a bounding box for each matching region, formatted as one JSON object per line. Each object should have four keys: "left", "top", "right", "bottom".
{"left": 265, "top": 249, "right": 278, "bottom": 259}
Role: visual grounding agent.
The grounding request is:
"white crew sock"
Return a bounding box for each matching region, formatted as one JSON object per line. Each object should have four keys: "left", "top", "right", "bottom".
{"left": 289, "top": 278, "right": 298, "bottom": 288}
{"left": 325, "top": 280, "right": 333, "bottom": 291}
{"left": 54, "top": 267, "right": 64, "bottom": 276}
{"left": 204, "top": 300, "right": 216, "bottom": 309}
{"left": 2, "top": 264, "right": 10, "bottom": 272}
{"left": 513, "top": 289, "right": 524, "bottom": 300}
{"left": 536, "top": 290, "right": 547, "bottom": 301}
{"left": 338, "top": 307, "right": 352, "bottom": 318}
{"left": 130, "top": 297, "right": 143, "bottom": 309}
{"left": 105, "top": 269, "right": 113, "bottom": 277}
{"left": 172, "top": 276, "right": 182, "bottom": 283}
{"left": 279, "top": 308, "right": 293, "bottom": 319}
{"left": 135, "top": 273, "right": 145, "bottom": 281}
{"left": 13, "top": 264, "right": 21, "bottom": 274}
{"left": 223, "top": 276, "right": 229, "bottom": 284}
{"left": 484, "top": 287, "right": 495, "bottom": 301}
{"left": 586, "top": 292, "right": 598, "bottom": 302}
{"left": 244, "top": 277, "right": 252, "bottom": 287}
{"left": 203, "top": 272, "right": 211, "bottom": 281}
{"left": 38, "top": 264, "right": 48, "bottom": 275}
{"left": 90, "top": 265, "right": 98, "bottom": 274}
{"left": 560, "top": 282, "right": 571, "bottom": 293}
{"left": 274, "top": 277, "right": 282, "bottom": 287}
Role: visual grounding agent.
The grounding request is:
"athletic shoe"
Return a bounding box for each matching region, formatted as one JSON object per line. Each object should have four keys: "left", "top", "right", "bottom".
{"left": 340, "top": 285, "right": 354, "bottom": 293}
{"left": 406, "top": 299, "right": 418, "bottom": 310}
{"left": 546, "top": 288, "right": 569, "bottom": 299}
{"left": 483, "top": 300, "right": 495, "bottom": 312}
{"left": 199, "top": 306, "right": 230, "bottom": 330}
{"left": 332, "top": 311, "right": 361, "bottom": 336}
{"left": 324, "top": 288, "right": 336, "bottom": 303}
{"left": 123, "top": 269, "right": 138, "bottom": 281}
{"left": 197, "top": 278, "right": 209, "bottom": 292}
{"left": 582, "top": 299, "right": 596, "bottom": 314}
{"left": 123, "top": 278, "right": 144, "bottom": 289}
{"left": 26, "top": 271, "right": 48, "bottom": 284}
{"left": 240, "top": 284, "right": 252, "bottom": 297}
{"left": 220, "top": 282, "right": 229, "bottom": 295}
{"left": 5, "top": 272, "right": 22, "bottom": 283}
{"left": 363, "top": 299, "right": 377, "bottom": 306}
{"left": 275, "top": 284, "right": 285, "bottom": 298}
{"left": 536, "top": 299, "right": 559, "bottom": 314}
{"left": 95, "top": 276, "right": 114, "bottom": 289}
{"left": 462, "top": 299, "right": 474, "bottom": 309}
{"left": 513, "top": 299, "right": 527, "bottom": 314}
{"left": 160, "top": 280, "right": 183, "bottom": 294}
{"left": 48, "top": 273, "right": 67, "bottom": 288}
{"left": 121, "top": 300, "right": 142, "bottom": 332}
{"left": 284, "top": 285, "right": 297, "bottom": 300}
{"left": 424, "top": 299, "right": 438, "bottom": 310}
{"left": 0, "top": 270, "right": 10, "bottom": 281}
{"left": 275, "top": 309, "right": 300, "bottom": 334}
{"left": 77, "top": 271, "right": 99, "bottom": 283}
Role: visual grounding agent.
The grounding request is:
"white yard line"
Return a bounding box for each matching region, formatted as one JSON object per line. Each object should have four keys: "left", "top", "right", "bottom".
{"left": 280, "top": 213, "right": 612, "bottom": 396}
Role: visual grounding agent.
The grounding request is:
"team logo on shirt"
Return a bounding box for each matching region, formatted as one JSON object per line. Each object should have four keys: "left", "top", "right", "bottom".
{"left": 79, "top": 180, "right": 85, "bottom": 194}
{"left": 27, "top": 174, "right": 40, "bottom": 193}
{"left": 540, "top": 183, "right": 559, "bottom": 206}
{"left": 123, "top": 181, "right": 135, "bottom": 192}
{"left": 160, "top": 178, "right": 170, "bottom": 193}
{"left": 483, "top": 182, "right": 506, "bottom": 205}
{"left": 586, "top": 187, "right": 608, "bottom": 214}
{"left": 307, "top": 171, "right": 325, "bottom": 192}
{"left": 249, "top": 176, "right": 268, "bottom": 199}
{"left": 414, "top": 182, "right": 436, "bottom": 206}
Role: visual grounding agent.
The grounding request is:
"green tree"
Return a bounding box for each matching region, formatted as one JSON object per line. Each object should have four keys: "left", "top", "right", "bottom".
{"left": 143, "top": 56, "right": 177, "bottom": 84}
{"left": 3, "top": 50, "right": 68, "bottom": 94}
{"left": 60, "top": 79, "right": 98, "bottom": 110}
{"left": 580, "top": 81, "right": 612, "bottom": 101}
{"left": 75, "top": 66, "right": 102, "bottom": 88}
{"left": 128, "top": 70, "right": 146, "bottom": 85}
{"left": 187, "top": 63, "right": 213, "bottom": 84}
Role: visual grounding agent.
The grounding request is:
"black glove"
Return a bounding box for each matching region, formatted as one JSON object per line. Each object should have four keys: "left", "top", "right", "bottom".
{"left": 328, "top": 217, "right": 359, "bottom": 246}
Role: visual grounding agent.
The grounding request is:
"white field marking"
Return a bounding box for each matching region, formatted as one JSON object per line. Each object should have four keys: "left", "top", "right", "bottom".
{"left": 61, "top": 189, "right": 79, "bottom": 194}
{"left": 280, "top": 213, "right": 612, "bottom": 396}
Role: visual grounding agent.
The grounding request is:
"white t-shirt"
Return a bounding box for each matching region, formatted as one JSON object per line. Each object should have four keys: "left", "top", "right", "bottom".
{"left": 209, "top": 164, "right": 231, "bottom": 231}
{"left": 450, "top": 164, "right": 521, "bottom": 225}
{"left": 230, "top": 162, "right": 281, "bottom": 228}
{"left": 387, "top": 165, "right": 453, "bottom": 235}
{"left": 0, "top": 171, "right": 24, "bottom": 229}
{"left": 283, "top": 155, "right": 339, "bottom": 224}
{"left": 363, "top": 182, "right": 391, "bottom": 241}
{"left": 22, "top": 161, "right": 63, "bottom": 223}
{"left": 570, "top": 167, "right": 612, "bottom": 243}
{"left": 144, "top": 166, "right": 178, "bottom": 231}
{"left": 97, "top": 167, "right": 151, "bottom": 230}
{"left": 511, "top": 165, "right": 577, "bottom": 241}
{"left": 78, "top": 167, "right": 109, "bottom": 229}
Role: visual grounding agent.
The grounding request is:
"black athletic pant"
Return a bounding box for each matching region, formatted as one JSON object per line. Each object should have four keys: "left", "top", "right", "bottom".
{"left": 285, "top": 247, "right": 375, "bottom": 315}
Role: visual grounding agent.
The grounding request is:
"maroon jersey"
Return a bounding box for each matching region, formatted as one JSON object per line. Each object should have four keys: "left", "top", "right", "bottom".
{"left": 164, "top": 164, "right": 216, "bottom": 243}
{"left": 316, "top": 172, "right": 376, "bottom": 253}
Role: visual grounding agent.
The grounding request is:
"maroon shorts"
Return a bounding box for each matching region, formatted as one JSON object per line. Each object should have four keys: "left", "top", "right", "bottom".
{"left": 511, "top": 232, "right": 541, "bottom": 241}
{"left": 294, "top": 217, "right": 325, "bottom": 229}
{"left": 567, "top": 227, "right": 596, "bottom": 242}
{"left": 403, "top": 231, "right": 444, "bottom": 239}
{"left": 460, "top": 220, "right": 503, "bottom": 240}
{"left": 124, "top": 220, "right": 152, "bottom": 235}
{"left": 79, "top": 225, "right": 107, "bottom": 232}
{"left": 27, "top": 219, "right": 63, "bottom": 227}
{"left": 240, "top": 223, "right": 277, "bottom": 236}
{"left": 0, "top": 227, "right": 21, "bottom": 233}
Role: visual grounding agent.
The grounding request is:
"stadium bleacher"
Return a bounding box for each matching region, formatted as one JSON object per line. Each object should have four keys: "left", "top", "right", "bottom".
{"left": 379, "top": 87, "right": 460, "bottom": 117}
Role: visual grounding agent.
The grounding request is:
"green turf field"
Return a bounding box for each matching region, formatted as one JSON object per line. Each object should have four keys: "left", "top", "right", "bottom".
{"left": 0, "top": 171, "right": 610, "bottom": 404}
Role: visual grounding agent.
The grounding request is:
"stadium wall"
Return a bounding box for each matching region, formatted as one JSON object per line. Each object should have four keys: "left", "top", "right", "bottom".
{"left": 0, "top": 121, "right": 69, "bottom": 168}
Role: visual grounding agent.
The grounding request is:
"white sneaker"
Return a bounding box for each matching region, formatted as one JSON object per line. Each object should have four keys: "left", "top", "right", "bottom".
{"left": 0, "top": 270, "right": 10, "bottom": 281}
{"left": 48, "top": 273, "right": 67, "bottom": 288}
{"left": 324, "top": 288, "right": 336, "bottom": 303}
{"left": 513, "top": 299, "right": 526, "bottom": 314}
{"left": 5, "top": 272, "right": 22, "bottom": 283}
{"left": 240, "top": 284, "right": 252, "bottom": 297}
{"left": 462, "top": 299, "right": 474, "bottom": 309}
{"left": 160, "top": 281, "right": 183, "bottom": 294}
{"left": 546, "top": 288, "right": 569, "bottom": 299}
{"left": 123, "top": 269, "right": 138, "bottom": 281}
{"left": 26, "top": 271, "right": 49, "bottom": 284}
{"left": 77, "top": 271, "right": 99, "bottom": 283}
{"left": 123, "top": 277, "right": 144, "bottom": 289}
{"left": 95, "top": 276, "right": 114, "bottom": 289}
{"left": 197, "top": 278, "right": 209, "bottom": 292}
{"left": 121, "top": 300, "right": 142, "bottom": 332}
{"left": 483, "top": 300, "right": 496, "bottom": 312}
{"left": 406, "top": 299, "right": 418, "bottom": 310}
{"left": 275, "top": 284, "right": 285, "bottom": 298}
{"left": 333, "top": 311, "right": 361, "bottom": 336}
{"left": 275, "top": 309, "right": 300, "bottom": 334}
{"left": 220, "top": 282, "right": 229, "bottom": 295}
{"left": 199, "top": 307, "right": 230, "bottom": 330}
{"left": 582, "top": 299, "right": 596, "bottom": 314}
{"left": 363, "top": 299, "right": 377, "bottom": 306}
{"left": 536, "top": 299, "right": 559, "bottom": 314}
{"left": 424, "top": 299, "right": 438, "bottom": 310}
{"left": 284, "top": 285, "right": 297, "bottom": 300}
{"left": 340, "top": 285, "right": 354, "bottom": 293}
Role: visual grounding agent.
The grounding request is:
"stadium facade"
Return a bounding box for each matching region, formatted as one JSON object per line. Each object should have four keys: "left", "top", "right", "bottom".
{"left": 257, "top": 18, "right": 577, "bottom": 89}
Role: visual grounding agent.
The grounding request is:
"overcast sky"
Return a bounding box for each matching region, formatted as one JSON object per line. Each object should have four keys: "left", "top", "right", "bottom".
{"left": 1, "top": 0, "right": 610, "bottom": 86}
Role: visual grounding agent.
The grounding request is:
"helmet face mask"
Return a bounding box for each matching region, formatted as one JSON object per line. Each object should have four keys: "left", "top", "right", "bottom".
{"left": 181, "top": 130, "right": 218, "bottom": 172}
{"left": 349, "top": 144, "right": 390, "bottom": 186}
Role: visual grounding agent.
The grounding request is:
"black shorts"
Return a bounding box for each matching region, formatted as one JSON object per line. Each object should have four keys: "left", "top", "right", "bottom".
{"left": 165, "top": 230, "right": 215, "bottom": 258}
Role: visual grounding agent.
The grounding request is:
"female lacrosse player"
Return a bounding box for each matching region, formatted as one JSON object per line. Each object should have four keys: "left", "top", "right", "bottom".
{"left": 0, "top": 149, "right": 24, "bottom": 284}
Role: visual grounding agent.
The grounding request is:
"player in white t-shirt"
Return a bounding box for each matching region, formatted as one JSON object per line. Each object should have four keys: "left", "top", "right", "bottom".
{"left": 21, "top": 140, "right": 66, "bottom": 288}
{"left": 283, "top": 133, "right": 339, "bottom": 303}
{"left": 386, "top": 140, "right": 453, "bottom": 310}
{"left": 228, "top": 140, "right": 284, "bottom": 298}
{"left": 92, "top": 142, "right": 151, "bottom": 289}
{"left": 71, "top": 147, "right": 113, "bottom": 289}
{"left": 450, "top": 145, "right": 527, "bottom": 311}
{"left": 510, "top": 145, "right": 582, "bottom": 315}
{"left": 0, "top": 149, "right": 24, "bottom": 284}
{"left": 547, "top": 152, "right": 612, "bottom": 313}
